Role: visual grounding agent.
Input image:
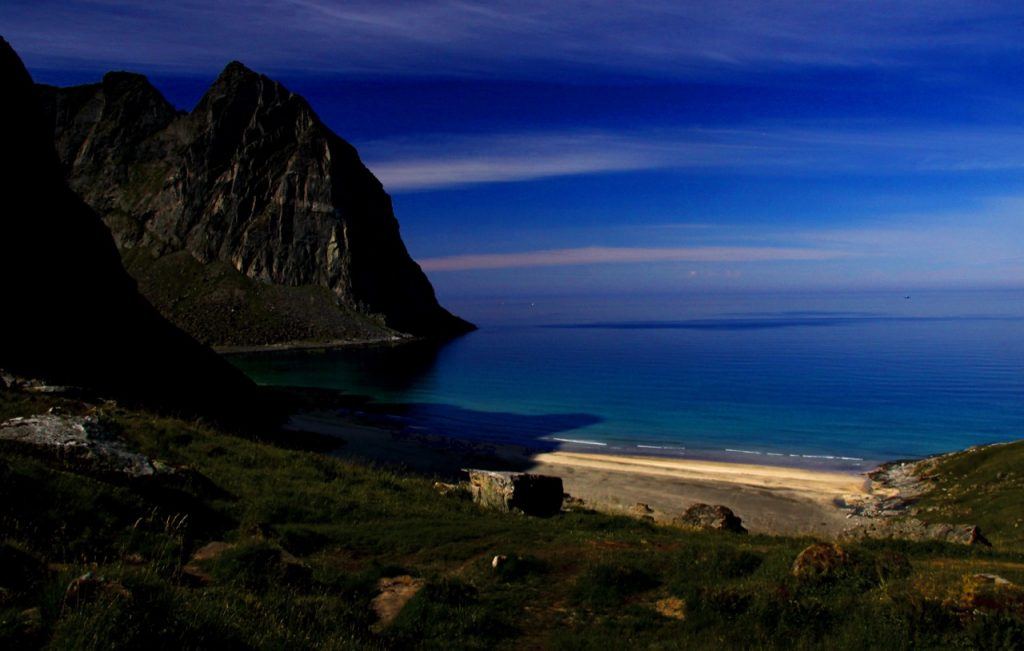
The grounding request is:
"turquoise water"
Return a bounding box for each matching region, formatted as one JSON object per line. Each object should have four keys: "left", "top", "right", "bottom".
{"left": 232, "top": 290, "right": 1024, "bottom": 470}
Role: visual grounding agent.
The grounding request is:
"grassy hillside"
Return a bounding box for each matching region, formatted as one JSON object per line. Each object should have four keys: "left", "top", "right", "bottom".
{"left": 121, "top": 248, "right": 399, "bottom": 348}
{"left": 913, "top": 441, "right": 1024, "bottom": 549}
{"left": 1, "top": 389, "right": 1022, "bottom": 649}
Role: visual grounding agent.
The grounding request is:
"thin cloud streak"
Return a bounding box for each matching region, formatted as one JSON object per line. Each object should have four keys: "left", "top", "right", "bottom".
{"left": 366, "top": 127, "right": 1024, "bottom": 191}
{"left": 419, "top": 246, "right": 845, "bottom": 271}
{"left": 3, "top": 1, "right": 1022, "bottom": 77}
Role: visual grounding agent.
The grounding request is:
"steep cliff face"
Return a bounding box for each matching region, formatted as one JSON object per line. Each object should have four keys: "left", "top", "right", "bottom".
{"left": 36, "top": 62, "right": 473, "bottom": 345}
{"left": 0, "top": 38, "right": 264, "bottom": 424}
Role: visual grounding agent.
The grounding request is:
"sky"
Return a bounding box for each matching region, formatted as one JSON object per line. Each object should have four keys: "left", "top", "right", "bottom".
{"left": 4, "top": 1, "right": 1024, "bottom": 299}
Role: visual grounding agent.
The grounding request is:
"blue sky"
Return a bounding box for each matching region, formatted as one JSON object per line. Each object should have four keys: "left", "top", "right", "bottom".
{"left": 4, "top": 1, "right": 1024, "bottom": 298}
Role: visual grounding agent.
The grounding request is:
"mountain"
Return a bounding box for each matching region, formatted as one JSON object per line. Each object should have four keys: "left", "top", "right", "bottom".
{"left": 35, "top": 62, "right": 473, "bottom": 347}
{"left": 0, "top": 37, "right": 264, "bottom": 424}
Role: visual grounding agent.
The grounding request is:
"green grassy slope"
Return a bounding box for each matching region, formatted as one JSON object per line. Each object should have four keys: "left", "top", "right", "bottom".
{"left": 913, "top": 441, "right": 1024, "bottom": 549}
{"left": 1, "top": 390, "right": 1022, "bottom": 649}
{"left": 121, "top": 248, "right": 399, "bottom": 347}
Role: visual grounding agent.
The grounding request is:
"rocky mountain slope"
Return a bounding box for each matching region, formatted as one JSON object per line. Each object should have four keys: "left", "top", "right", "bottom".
{"left": 0, "top": 37, "right": 262, "bottom": 424}
{"left": 36, "top": 62, "right": 473, "bottom": 346}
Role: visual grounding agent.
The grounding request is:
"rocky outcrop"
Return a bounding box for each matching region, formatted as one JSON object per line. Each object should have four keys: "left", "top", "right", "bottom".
{"left": 181, "top": 540, "right": 310, "bottom": 587}
{"left": 0, "top": 414, "right": 167, "bottom": 480}
{"left": 672, "top": 503, "right": 747, "bottom": 534}
{"left": 844, "top": 518, "right": 991, "bottom": 546}
{"left": 840, "top": 453, "right": 993, "bottom": 546}
{"left": 0, "top": 38, "right": 262, "bottom": 424}
{"left": 371, "top": 576, "right": 425, "bottom": 631}
{"left": 466, "top": 469, "right": 564, "bottom": 517}
{"left": 36, "top": 61, "right": 473, "bottom": 345}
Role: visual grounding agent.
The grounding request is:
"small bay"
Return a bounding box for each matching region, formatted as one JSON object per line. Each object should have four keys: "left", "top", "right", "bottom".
{"left": 232, "top": 289, "right": 1024, "bottom": 470}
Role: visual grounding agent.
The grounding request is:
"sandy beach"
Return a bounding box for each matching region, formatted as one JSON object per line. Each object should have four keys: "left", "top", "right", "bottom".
{"left": 289, "top": 412, "right": 869, "bottom": 537}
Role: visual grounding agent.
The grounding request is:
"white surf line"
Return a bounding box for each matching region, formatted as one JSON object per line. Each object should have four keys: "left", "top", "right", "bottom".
{"left": 550, "top": 437, "right": 608, "bottom": 447}
{"left": 730, "top": 447, "right": 865, "bottom": 462}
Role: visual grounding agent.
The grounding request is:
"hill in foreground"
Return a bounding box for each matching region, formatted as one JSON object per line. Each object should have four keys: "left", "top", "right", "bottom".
{"left": 0, "top": 386, "right": 1022, "bottom": 649}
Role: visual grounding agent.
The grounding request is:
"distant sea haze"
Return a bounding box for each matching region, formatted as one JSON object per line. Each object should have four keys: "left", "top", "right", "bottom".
{"left": 233, "top": 289, "right": 1024, "bottom": 470}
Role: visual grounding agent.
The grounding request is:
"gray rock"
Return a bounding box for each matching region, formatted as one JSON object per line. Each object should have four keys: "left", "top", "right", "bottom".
{"left": 64, "top": 572, "right": 131, "bottom": 606}
{"left": 0, "top": 39, "right": 261, "bottom": 424}
{"left": 0, "top": 414, "right": 165, "bottom": 480}
{"left": 844, "top": 518, "right": 990, "bottom": 546}
{"left": 36, "top": 61, "right": 473, "bottom": 344}
{"left": 672, "top": 503, "right": 747, "bottom": 534}
{"left": 433, "top": 480, "right": 467, "bottom": 497}
{"left": 466, "top": 469, "right": 564, "bottom": 517}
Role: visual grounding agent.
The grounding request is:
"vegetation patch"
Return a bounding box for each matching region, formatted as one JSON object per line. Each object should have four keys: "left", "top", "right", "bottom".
{"left": 1, "top": 389, "right": 1023, "bottom": 648}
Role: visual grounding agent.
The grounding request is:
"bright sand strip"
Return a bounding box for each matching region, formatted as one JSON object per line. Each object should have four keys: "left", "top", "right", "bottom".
{"left": 290, "top": 412, "right": 868, "bottom": 537}
{"left": 531, "top": 451, "right": 863, "bottom": 496}
{"left": 525, "top": 451, "right": 867, "bottom": 536}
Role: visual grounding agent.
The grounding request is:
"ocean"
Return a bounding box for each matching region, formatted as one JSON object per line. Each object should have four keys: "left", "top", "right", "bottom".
{"left": 231, "top": 289, "right": 1024, "bottom": 470}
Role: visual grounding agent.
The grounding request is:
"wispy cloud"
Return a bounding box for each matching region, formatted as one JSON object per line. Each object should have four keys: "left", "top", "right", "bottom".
{"left": 365, "top": 126, "right": 1024, "bottom": 191}
{"left": 418, "top": 197, "right": 1024, "bottom": 291}
{"left": 419, "top": 246, "right": 844, "bottom": 271}
{"left": 3, "top": 1, "right": 1022, "bottom": 77}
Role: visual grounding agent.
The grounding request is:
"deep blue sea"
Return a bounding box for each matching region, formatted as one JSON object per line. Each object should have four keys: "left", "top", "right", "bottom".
{"left": 232, "top": 290, "right": 1024, "bottom": 470}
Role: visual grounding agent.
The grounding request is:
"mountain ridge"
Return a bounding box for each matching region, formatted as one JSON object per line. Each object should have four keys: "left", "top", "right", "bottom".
{"left": 37, "top": 61, "right": 473, "bottom": 347}
{"left": 0, "top": 37, "right": 265, "bottom": 425}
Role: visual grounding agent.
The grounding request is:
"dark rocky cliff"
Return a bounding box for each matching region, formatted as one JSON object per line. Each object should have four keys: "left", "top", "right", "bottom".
{"left": 36, "top": 62, "right": 473, "bottom": 346}
{"left": 0, "top": 37, "right": 264, "bottom": 424}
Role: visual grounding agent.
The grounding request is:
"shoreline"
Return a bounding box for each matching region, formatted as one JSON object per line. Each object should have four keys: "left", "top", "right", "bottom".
{"left": 319, "top": 403, "right": 880, "bottom": 474}
{"left": 215, "top": 334, "right": 419, "bottom": 355}
{"left": 289, "top": 411, "right": 870, "bottom": 537}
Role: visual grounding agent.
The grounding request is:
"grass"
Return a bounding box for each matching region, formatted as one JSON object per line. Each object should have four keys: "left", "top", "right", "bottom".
{"left": 120, "top": 248, "right": 395, "bottom": 347}
{"left": 1, "top": 389, "right": 1022, "bottom": 649}
{"left": 912, "top": 440, "right": 1024, "bottom": 548}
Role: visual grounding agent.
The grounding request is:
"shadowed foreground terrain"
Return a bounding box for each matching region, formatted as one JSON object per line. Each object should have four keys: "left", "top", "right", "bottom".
{"left": 1, "top": 388, "right": 1022, "bottom": 650}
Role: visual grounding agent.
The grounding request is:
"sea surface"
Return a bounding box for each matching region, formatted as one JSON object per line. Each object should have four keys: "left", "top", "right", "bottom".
{"left": 232, "top": 289, "right": 1024, "bottom": 470}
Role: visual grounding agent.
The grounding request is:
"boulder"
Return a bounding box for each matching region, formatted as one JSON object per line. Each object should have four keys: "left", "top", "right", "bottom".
{"left": 64, "top": 572, "right": 131, "bottom": 606}
{"left": 845, "top": 518, "right": 990, "bottom": 546}
{"left": 563, "top": 493, "right": 587, "bottom": 510}
{"left": 791, "top": 543, "right": 849, "bottom": 579}
{"left": 371, "top": 575, "right": 425, "bottom": 631}
{"left": 432, "top": 481, "right": 468, "bottom": 498}
{"left": 181, "top": 541, "right": 235, "bottom": 585}
{"left": 0, "top": 414, "right": 165, "bottom": 480}
{"left": 673, "top": 503, "right": 747, "bottom": 534}
{"left": 465, "top": 469, "right": 564, "bottom": 517}
{"left": 180, "top": 540, "right": 310, "bottom": 587}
